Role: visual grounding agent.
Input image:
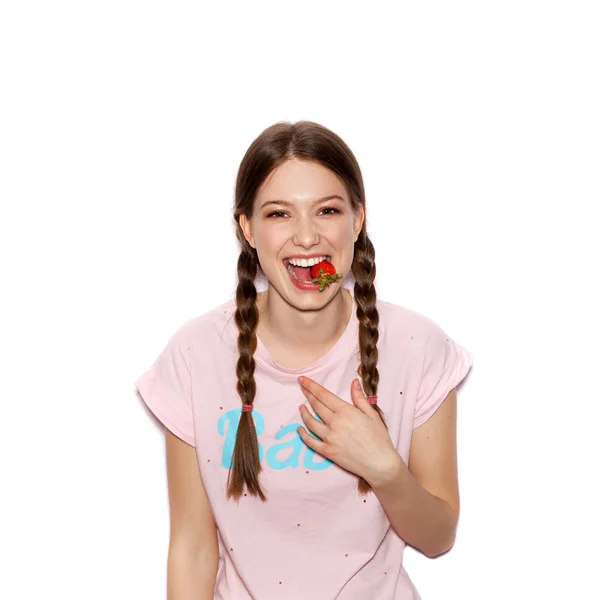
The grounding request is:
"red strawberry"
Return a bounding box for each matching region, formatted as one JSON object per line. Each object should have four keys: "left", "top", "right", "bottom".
{"left": 310, "top": 260, "right": 343, "bottom": 291}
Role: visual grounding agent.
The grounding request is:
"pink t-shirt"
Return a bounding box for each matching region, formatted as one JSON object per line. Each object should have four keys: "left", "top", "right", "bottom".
{"left": 134, "top": 288, "right": 474, "bottom": 599}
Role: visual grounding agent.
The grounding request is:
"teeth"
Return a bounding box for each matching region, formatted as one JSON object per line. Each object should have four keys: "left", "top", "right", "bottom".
{"left": 287, "top": 255, "right": 329, "bottom": 267}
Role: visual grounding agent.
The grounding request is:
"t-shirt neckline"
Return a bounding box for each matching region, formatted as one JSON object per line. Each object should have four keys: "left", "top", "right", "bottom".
{"left": 253, "top": 288, "right": 359, "bottom": 378}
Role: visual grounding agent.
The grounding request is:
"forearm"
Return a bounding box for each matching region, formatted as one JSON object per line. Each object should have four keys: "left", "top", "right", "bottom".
{"left": 368, "top": 454, "right": 458, "bottom": 558}
{"left": 167, "top": 543, "right": 219, "bottom": 600}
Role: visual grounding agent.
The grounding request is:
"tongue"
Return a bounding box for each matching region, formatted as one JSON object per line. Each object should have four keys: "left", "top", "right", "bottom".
{"left": 290, "top": 264, "right": 313, "bottom": 282}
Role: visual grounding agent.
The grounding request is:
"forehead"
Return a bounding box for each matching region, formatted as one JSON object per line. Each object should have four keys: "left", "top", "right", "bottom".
{"left": 256, "top": 158, "right": 348, "bottom": 205}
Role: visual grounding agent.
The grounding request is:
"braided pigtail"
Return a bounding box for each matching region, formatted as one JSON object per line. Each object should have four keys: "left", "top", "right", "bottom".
{"left": 352, "top": 229, "right": 388, "bottom": 495}
{"left": 225, "top": 245, "right": 267, "bottom": 501}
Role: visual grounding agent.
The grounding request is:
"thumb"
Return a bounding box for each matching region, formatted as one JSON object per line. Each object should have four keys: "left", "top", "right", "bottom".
{"left": 351, "top": 378, "right": 373, "bottom": 414}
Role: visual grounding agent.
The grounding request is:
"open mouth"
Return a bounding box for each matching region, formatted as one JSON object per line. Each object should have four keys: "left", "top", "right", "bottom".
{"left": 283, "top": 256, "right": 331, "bottom": 283}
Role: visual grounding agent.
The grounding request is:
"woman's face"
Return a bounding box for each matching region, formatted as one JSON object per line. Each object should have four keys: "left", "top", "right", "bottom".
{"left": 240, "top": 158, "right": 364, "bottom": 302}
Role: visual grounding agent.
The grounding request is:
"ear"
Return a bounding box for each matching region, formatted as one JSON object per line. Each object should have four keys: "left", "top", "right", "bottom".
{"left": 354, "top": 204, "right": 365, "bottom": 241}
{"left": 239, "top": 213, "right": 255, "bottom": 248}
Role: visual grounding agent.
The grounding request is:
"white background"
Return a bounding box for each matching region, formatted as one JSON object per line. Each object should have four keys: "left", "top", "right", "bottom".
{"left": 1, "top": 1, "right": 598, "bottom": 598}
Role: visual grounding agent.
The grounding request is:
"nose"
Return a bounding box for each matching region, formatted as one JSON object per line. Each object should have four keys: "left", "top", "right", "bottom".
{"left": 292, "top": 214, "right": 321, "bottom": 247}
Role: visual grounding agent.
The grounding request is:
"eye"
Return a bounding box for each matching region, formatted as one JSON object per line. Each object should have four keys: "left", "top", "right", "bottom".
{"left": 266, "top": 207, "right": 340, "bottom": 218}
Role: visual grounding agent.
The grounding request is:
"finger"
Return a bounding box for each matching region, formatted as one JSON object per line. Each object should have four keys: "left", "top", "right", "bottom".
{"left": 301, "top": 386, "right": 334, "bottom": 424}
{"left": 351, "top": 378, "right": 377, "bottom": 416}
{"left": 299, "top": 376, "right": 345, "bottom": 412}
{"left": 297, "top": 424, "right": 329, "bottom": 457}
{"left": 299, "top": 404, "right": 329, "bottom": 441}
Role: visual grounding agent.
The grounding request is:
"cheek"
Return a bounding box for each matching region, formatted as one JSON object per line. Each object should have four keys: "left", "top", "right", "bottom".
{"left": 325, "top": 221, "right": 355, "bottom": 244}
{"left": 254, "top": 230, "right": 286, "bottom": 261}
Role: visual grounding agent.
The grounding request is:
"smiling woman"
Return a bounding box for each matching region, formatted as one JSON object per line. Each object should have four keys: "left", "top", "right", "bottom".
{"left": 134, "top": 120, "right": 474, "bottom": 600}
{"left": 240, "top": 157, "right": 361, "bottom": 302}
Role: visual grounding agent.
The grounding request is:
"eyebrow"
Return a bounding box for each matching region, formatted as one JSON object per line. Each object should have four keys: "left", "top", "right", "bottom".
{"left": 260, "top": 194, "right": 345, "bottom": 210}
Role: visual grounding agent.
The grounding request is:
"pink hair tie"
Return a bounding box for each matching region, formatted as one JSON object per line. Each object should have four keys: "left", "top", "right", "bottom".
{"left": 241, "top": 404, "right": 254, "bottom": 413}
{"left": 367, "top": 395, "right": 378, "bottom": 405}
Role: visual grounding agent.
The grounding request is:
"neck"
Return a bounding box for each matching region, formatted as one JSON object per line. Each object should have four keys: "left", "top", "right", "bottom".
{"left": 256, "top": 286, "right": 352, "bottom": 355}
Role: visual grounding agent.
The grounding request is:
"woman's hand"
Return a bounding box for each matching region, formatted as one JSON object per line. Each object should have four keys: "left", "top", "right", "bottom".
{"left": 297, "top": 376, "right": 404, "bottom": 486}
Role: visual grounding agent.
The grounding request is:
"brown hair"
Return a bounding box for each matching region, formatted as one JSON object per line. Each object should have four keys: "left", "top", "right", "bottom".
{"left": 229, "top": 120, "right": 387, "bottom": 501}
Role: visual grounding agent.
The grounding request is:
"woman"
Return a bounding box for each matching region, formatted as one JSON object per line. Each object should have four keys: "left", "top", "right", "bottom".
{"left": 134, "top": 120, "right": 474, "bottom": 599}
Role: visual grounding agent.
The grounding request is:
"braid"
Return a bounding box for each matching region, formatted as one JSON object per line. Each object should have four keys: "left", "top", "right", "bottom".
{"left": 352, "top": 230, "right": 388, "bottom": 495}
{"left": 226, "top": 246, "right": 267, "bottom": 501}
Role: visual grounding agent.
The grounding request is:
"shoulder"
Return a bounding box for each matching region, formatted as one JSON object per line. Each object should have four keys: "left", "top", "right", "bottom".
{"left": 171, "top": 296, "right": 238, "bottom": 348}
{"left": 375, "top": 297, "right": 447, "bottom": 344}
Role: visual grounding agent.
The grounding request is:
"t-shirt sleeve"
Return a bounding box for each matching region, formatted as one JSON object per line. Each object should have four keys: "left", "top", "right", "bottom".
{"left": 134, "top": 324, "right": 196, "bottom": 447}
{"left": 413, "top": 321, "right": 474, "bottom": 429}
